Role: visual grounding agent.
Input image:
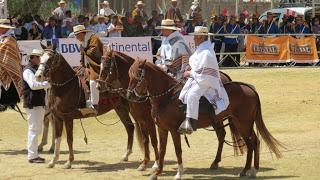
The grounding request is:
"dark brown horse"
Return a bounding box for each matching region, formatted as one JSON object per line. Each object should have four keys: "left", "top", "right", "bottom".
{"left": 127, "top": 60, "right": 283, "bottom": 179}
{"left": 98, "top": 50, "right": 160, "bottom": 171}
{"left": 98, "top": 51, "right": 244, "bottom": 171}
{"left": 34, "top": 45, "right": 137, "bottom": 169}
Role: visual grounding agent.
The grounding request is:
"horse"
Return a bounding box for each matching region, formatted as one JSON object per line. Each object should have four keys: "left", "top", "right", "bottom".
{"left": 97, "top": 50, "right": 160, "bottom": 171}
{"left": 34, "top": 44, "right": 137, "bottom": 169}
{"left": 97, "top": 50, "right": 244, "bottom": 171}
{"left": 127, "top": 60, "right": 283, "bottom": 180}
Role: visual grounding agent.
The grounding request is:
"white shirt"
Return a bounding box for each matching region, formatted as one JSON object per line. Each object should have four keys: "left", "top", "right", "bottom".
{"left": 23, "top": 68, "right": 50, "bottom": 90}
{"left": 94, "top": 23, "right": 109, "bottom": 34}
{"left": 99, "top": 8, "right": 115, "bottom": 16}
{"left": 53, "top": 7, "right": 66, "bottom": 20}
{"left": 107, "top": 23, "right": 122, "bottom": 37}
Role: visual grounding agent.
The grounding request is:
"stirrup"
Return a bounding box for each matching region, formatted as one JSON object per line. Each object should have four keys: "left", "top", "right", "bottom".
{"left": 177, "top": 119, "right": 193, "bottom": 135}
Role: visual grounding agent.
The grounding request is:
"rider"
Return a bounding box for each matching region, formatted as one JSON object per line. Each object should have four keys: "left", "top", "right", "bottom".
{"left": 73, "top": 24, "right": 103, "bottom": 114}
{"left": 155, "top": 19, "right": 192, "bottom": 79}
{"left": 178, "top": 26, "right": 229, "bottom": 134}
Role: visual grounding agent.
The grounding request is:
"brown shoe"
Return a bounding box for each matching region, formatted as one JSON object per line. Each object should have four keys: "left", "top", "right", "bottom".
{"left": 28, "top": 157, "right": 45, "bottom": 163}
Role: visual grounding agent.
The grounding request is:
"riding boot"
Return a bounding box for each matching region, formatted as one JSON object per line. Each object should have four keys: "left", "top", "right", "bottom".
{"left": 178, "top": 118, "right": 197, "bottom": 135}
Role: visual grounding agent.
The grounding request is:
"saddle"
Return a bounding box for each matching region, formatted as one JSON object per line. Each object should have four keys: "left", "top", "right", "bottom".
{"left": 179, "top": 96, "right": 216, "bottom": 115}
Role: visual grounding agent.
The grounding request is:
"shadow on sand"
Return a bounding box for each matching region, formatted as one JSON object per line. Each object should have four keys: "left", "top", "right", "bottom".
{"left": 0, "top": 149, "right": 90, "bottom": 155}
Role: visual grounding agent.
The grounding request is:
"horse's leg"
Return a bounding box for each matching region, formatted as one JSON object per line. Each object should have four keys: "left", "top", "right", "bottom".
{"left": 38, "top": 115, "right": 49, "bottom": 152}
{"left": 48, "top": 118, "right": 63, "bottom": 168}
{"left": 170, "top": 131, "right": 183, "bottom": 180}
{"left": 250, "top": 131, "right": 260, "bottom": 178}
{"left": 150, "top": 127, "right": 168, "bottom": 180}
{"left": 63, "top": 119, "right": 74, "bottom": 169}
{"left": 114, "top": 104, "right": 134, "bottom": 162}
{"left": 137, "top": 123, "right": 150, "bottom": 171}
{"left": 210, "top": 120, "right": 226, "bottom": 170}
{"left": 49, "top": 116, "right": 55, "bottom": 153}
{"left": 147, "top": 122, "right": 160, "bottom": 170}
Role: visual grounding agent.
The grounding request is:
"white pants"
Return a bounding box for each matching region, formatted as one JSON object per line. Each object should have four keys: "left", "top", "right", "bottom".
{"left": 25, "top": 106, "right": 45, "bottom": 160}
{"left": 90, "top": 80, "right": 100, "bottom": 105}
{"left": 180, "top": 82, "right": 207, "bottom": 120}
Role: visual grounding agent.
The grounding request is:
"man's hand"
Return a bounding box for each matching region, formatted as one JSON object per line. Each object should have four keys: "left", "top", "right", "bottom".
{"left": 80, "top": 46, "right": 84, "bottom": 54}
{"left": 183, "top": 70, "right": 191, "bottom": 78}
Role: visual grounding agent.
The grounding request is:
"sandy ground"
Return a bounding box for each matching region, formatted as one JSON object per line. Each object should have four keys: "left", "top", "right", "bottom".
{"left": 0, "top": 68, "right": 320, "bottom": 180}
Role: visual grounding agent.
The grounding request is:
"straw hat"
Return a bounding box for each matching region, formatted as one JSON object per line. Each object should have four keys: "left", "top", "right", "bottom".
{"left": 192, "top": 0, "right": 200, "bottom": 5}
{"left": 171, "top": 0, "right": 177, "bottom": 2}
{"left": 29, "top": 49, "right": 44, "bottom": 57}
{"left": 59, "top": 0, "right": 66, "bottom": 4}
{"left": 73, "top": 25, "right": 91, "bottom": 35}
{"left": 0, "top": 19, "right": 15, "bottom": 29}
{"left": 135, "top": 1, "right": 145, "bottom": 7}
{"left": 155, "top": 19, "right": 181, "bottom": 31}
{"left": 100, "top": 1, "right": 109, "bottom": 6}
{"left": 189, "top": 26, "right": 213, "bottom": 36}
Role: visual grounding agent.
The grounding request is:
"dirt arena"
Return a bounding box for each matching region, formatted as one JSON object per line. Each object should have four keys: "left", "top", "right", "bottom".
{"left": 1, "top": 68, "right": 320, "bottom": 180}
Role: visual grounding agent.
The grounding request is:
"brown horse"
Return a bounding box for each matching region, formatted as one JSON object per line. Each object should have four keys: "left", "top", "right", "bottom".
{"left": 97, "top": 50, "right": 160, "bottom": 171}
{"left": 127, "top": 60, "right": 283, "bottom": 179}
{"left": 34, "top": 45, "right": 137, "bottom": 169}
{"left": 98, "top": 51, "right": 244, "bottom": 171}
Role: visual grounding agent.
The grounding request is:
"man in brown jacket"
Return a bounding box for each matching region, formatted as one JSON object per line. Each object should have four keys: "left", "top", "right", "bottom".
{"left": 73, "top": 25, "right": 103, "bottom": 114}
{"left": 165, "top": 0, "right": 183, "bottom": 23}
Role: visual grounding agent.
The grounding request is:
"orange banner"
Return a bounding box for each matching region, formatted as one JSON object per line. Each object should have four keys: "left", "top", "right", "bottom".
{"left": 245, "top": 35, "right": 290, "bottom": 63}
{"left": 289, "top": 36, "right": 319, "bottom": 63}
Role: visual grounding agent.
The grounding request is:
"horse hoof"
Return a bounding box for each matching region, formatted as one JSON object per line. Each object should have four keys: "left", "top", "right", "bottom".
{"left": 38, "top": 147, "right": 43, "bottom": 152}
{"left": 174, "top": 174, "right": 182, "bottom": 180}
{"left": 210, "top": 162, "right": 219, "bottom": 170}
{"left": 239, "top": 171, "right": 247, "bottom": 177}
{"left": 137, "top": 163, "right": 147, "bottom": 171}
{"left": 250, "top": 168, "right": 257, "bottom": 178}
{"left": 62, "top": 163, "right": 72, "bottom": 169}
{"left": 152, "top": 161, "right": 159, "bottom": 170}
{"left": 47, "top": 162, "right": 55, "bottom": 168}
{"left": 121, "top": 156, "right": 128, "bottom": 162}
{"left": 49, "top": 148, "right": 54, "bottom": 154}
{"left": 149, "top": 174, "right": 158, "bottom": 180}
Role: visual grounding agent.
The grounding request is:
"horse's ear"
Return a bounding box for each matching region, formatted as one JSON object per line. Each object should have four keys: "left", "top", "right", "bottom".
{"left": 141, "top": 59, "right": 147, "bottom": 67}
{"left": 40, "top": 40, "right": 47, "bottom": 50}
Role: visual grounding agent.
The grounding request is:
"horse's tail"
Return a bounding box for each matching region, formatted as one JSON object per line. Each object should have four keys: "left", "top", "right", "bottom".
{"left": 228, "top": 118, "right": 246, "bottom": 155}
{"left": 135, "top": 122, "right": 145, "bottom": 153}
{"left": 254, "top": 92, "right": 284, "bottom": 159}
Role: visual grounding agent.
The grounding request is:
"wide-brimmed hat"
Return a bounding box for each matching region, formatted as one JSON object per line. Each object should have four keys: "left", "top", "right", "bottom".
{"left": 100, "top": 1, "right": 109, "bottom": 6}
{"left": 73, "top": 25, "right": 91, "bottom": 35}
{"left": 189, "top": 26, "right": 213, "bottom": 36}
{"left": 135, "top": 1, "right": 145, "bottom": 7}
{"left": 155, "top": 19, "right": 181, "bottom": 31}
{"left": 29, "top": 49, "right": 44, "bottom": 57}
{"left": 97, "top": 15, "right": 107, "bottom": 20}
{"left": 192, "top": 0, "right": 200, "bottom": 5}
{"left": 171, "top": 0, "right": 177, "bottom": 2}
{"left": 59, "top": 0, "right": 66, "bottom": 4}
{"left": 0, "top": 19, "right": 15, "bottom": 29}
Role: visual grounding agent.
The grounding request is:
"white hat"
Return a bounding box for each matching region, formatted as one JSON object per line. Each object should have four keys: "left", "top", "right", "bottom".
{"left": 189, "top": 26, "right": 213, "bottom": 36}
{"left": 135, "top": 1, "right": 145, "bottom": 7}
{"left": 59, "top": 0, "right": 66, "bottom": 4}
{"left": 192, "top": 0, "right": 200, "bottom": 5}
{"left": 29, "top": 49, "right": 44, "bottom": 57}
{"left": 73, "top": 25, "right": 91, "bottom": 35}
{"left": 100, "top": 1, "right": 109, "bottom": 5}
{"left": 171, "top": 0, "right": 177, "bottom": 2}
{"left": 155, "top": 19, "right": 181, "bottom": 31}
{"left": 0, "top": 19, "right": 15, "bottom": 29}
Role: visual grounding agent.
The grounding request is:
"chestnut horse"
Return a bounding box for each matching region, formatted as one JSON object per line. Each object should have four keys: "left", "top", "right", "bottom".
{"left": 127, "top": 60, "right": 283, "bottom": 180}
{"left": 97, "top": 50, "right": 244, "bottom": 171}
{"left": 34, "top": 45, "right": 138, "bottom": 169}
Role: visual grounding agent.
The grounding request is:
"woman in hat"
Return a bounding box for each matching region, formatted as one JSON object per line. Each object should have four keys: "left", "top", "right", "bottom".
{"left": 155, "top": 19, "right": 191, "bottom": 79}
{"left": 99, "top": 1, "right": 115, "bottom": 17}
{"left": 23, "top": 49, "right": 50, "bottom": 163}
{"left": 107, "top": 14, "right": 123, "bottom": 37}
{"left": 178, "top": 26, "right": 229, "bottom": 134}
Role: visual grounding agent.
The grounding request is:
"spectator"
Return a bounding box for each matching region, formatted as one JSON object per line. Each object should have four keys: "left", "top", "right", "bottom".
{"left": 84, "top": 16, "right": 91, "bottom": 28}
{"left": 107, "top": 15, "right": 123, "bottom": 37}
{"left": 94, "top": 15, "right": 109, "bottom": 34}
{"left": 223, "top": 15, "right": 240, "bottom": 67}
{"left": 262, "top": 12, "right": 279, "bottom": 34}
{"left": 34, "top": 15, "right": 44, "bottom": 31}
{"left": 312, "top": 17, "right": 320, "bottom": 51}
{"left": 209, "top": 15, "right": 224, "bottom": 61}
{"left": 121, "top": 12, "right": 136, "bottom": 37}
{"left": 28, "top": 22, "right": 42, "bottom": 40}
{"left": 165, "top": 0, "right": 183, "bottom": 23}
{"left": 65, "top": 10, "right": 77, "bottom": 26}
{"left": 24, "top": 15, "right": 34, "bottom": 32}
{"left": 14, "top": 19, "right": 28, "bottom": 40}
{"left": 294, "top": 16, "right": 310, "bottom": 34}
{"left": 147, "top": 10, "right": 161, "bottom": 36}
{"left": 185, "top": 18, "right": 205, "bottom": 34}
{"left": 250, "top": 14, "right": 263, "bottom": 34}
{"left": 280, "top": 14, "right": 294, "bottom": 33}
{"left": 99, "top": 1, "right": 115, "bottom": 17}
{"left": 53, "top": 0, "right": 67, "bottom": 21}
{"left": 43, "top": 16, "right": 62, "bottom": 40}
{"left": 77, "top": 15, "right": 86, "bottom": 25}
{"left": 188, "top": 0, "right": 202, "bottom": 22}
{"left": 237, "top": 13, "right": 250, "bottom": 59}
{"left": 132, "top": 1, "right": 148, "bottom": 36}
{"left": 61, "top": 18, "right": 73, "bottom": 38}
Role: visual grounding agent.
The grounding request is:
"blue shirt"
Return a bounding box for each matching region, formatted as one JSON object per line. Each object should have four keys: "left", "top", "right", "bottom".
{"left": 42, "top": 25, "right": 62, "bottom": 40}
{"left": 295, "top": 24, "right": 310, "bottom": 34}
{"left": 224, "top": 23, "right": 240, "bottom": 44}
{"left": 262, "top": 22, "right": 279, "bottom": 34}
{"left": 250, "top": 23, "right": 263, "bottom": 34}
{"left": 280, "top": 23, "right": 294, "bottom": 34}
{"left": 209, "top": 22, "right": 224, "bottom": 44}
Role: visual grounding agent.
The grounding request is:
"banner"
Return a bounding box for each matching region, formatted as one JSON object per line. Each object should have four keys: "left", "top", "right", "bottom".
{"left": 245, "top": 35, "right": 291, "bottom": 63}
{"left": 19, "top": 37, "right": 153, "bottom": 66}
{"left": 289, "top": 36, "right": 319, "bottom": 63}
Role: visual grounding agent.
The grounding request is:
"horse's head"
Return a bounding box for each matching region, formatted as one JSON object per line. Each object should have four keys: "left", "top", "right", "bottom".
{"left": 127, "top": 59, "right": 148, "bottom": 100}
{"left": 35, "top": 42, "right": 61, "bottom": 82}
{"left": 98, "top": 47, "right": 118, "bottom": 88}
